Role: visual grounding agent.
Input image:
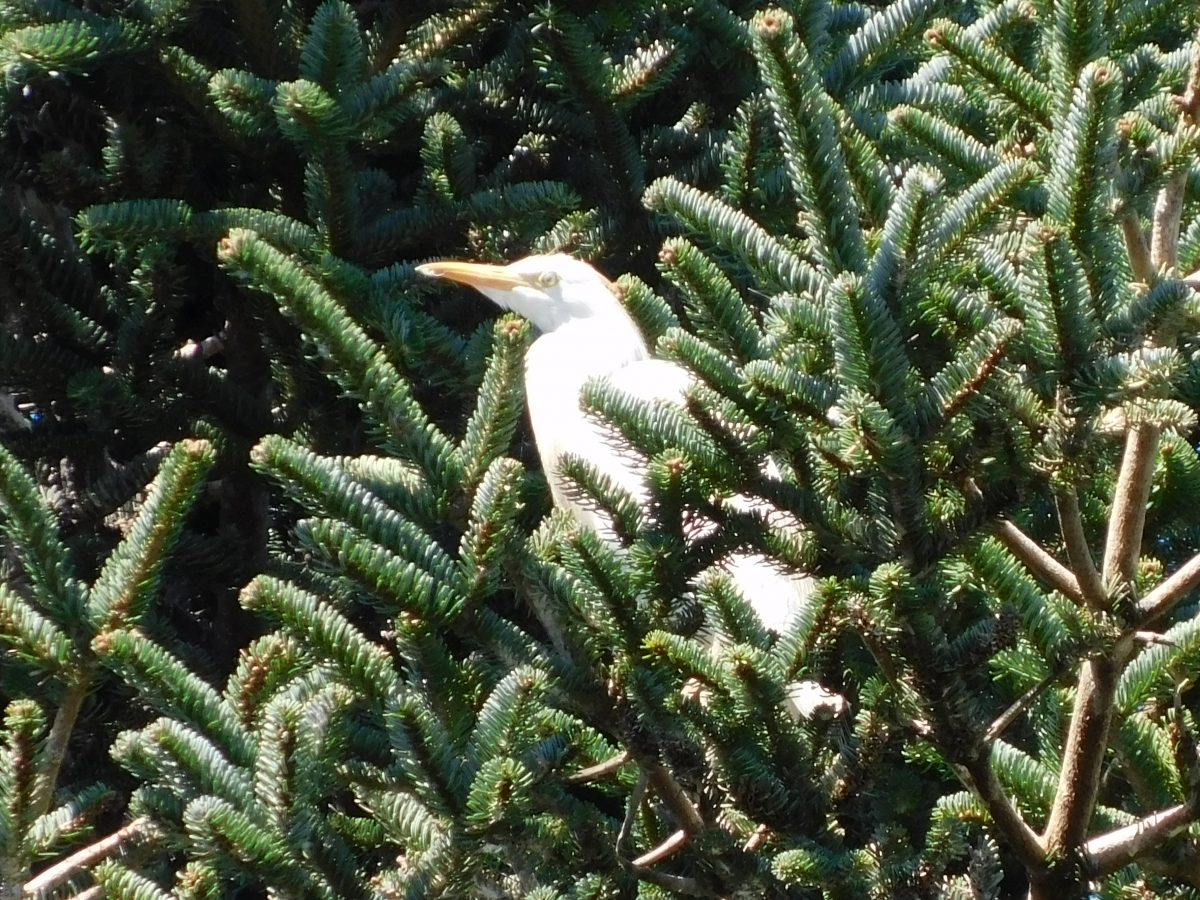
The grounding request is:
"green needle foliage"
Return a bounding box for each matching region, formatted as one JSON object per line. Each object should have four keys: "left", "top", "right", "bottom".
{"left": 4, "top": 1, "right": 1200, "bottom": 899}
{"left": 0, "top": 439, "right": 213, "bottom": 894}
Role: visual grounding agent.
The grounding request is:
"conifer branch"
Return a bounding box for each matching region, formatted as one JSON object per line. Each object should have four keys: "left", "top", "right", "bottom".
{"left": 1101, "top": 423, "right": 1159, "bottom": 589}
{"left": 1055, "top": 488, "right": 1106, "bottom": 609}
{"left": 567, "top": 751, "right": 631, "bottom": 783}
{"left": 1150, "top": 33, "right": 1200, "bottom": 273}
{"left": 958, "top": 755, "right": 1046, "bottom": 873}
{"left": 1137, "top": 551, "right": 1200, "bottom": 626}
{"left": 22, "top": 818, "right": 149, "bottom": 898}
{"left": 1084, "top": 801, "right": 1197, "bottom": 877}
{"left": 1120, "top": 209, "right": 1154, "bottom": 285}
{"left": 30, "top": 674, "right": 91, "bottom": 822}
{"left": 983, "top": 668, "right": 1059, "bottom": 744}
{"left": 631, "top": 829, "right": 689, "bottom": 866}
{"left": 994, "top": 520, "right": 1085, "bottom": 603}
{"left": 1042, "top": 652, "right": 1126, "bottom": 858}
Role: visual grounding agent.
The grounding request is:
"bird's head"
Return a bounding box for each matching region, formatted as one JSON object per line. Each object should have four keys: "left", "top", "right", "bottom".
{"left": 415, "top": 253, "right": 635, "bottom": 336}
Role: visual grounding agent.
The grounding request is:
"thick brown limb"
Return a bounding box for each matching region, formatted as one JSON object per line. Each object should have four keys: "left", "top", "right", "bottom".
{"left": 1101, "top": 424, "right": 1159, "bottom": 590}
{"left": 1085, "top": 801, "right": 1197, "bottom": 877}
{"left": 1138, "top": 551, "right": 1200, "bottom": 626}
{"left": 958, "top": 754, "right": 1047, "bottom": 874}
{"left": 1054, "top": 489, "right": 1106, "bottom": 609}
{"left": 1041, "top": 651, "right": 1126, "bottom": 856}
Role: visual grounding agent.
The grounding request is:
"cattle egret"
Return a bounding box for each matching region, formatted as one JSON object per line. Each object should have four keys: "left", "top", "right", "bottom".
{"left": 417, "top": 254, "right": 836, "bottom": 720}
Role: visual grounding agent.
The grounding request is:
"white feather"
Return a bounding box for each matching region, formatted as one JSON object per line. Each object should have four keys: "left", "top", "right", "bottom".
{"left": 419, "top": 254, "right": 844, "bottom": 720}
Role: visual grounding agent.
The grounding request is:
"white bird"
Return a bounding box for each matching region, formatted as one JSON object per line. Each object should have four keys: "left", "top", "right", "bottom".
{"left": 416, "top": 253, "right": 840, "bottom": 720}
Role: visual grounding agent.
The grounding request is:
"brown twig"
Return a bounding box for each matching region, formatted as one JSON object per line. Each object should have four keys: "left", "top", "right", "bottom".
{"left": 23, "top": 818, "right": 149, "bottom": 899}
{"left": 994, "top": 520, "right": 1085, "bottom": 603}
{"left": 567, "top": 751, "right": 631, "bottom": 783}
{"left": 616, "top": 770, "right": 649, "bottom": 859}
{"left": 1054, "top": 488, "right": 1106, "bottom": 609}
{"left": 631, "top": 829, "right": 690, "bottom": 867}
{"left": 743, "top": 824, "right": 771, "bottom": 853}
{"left": 1120, "top": 209, "right": 1155, "bottom": 285}
{"left": 505, "top": 562, "right": 574, "bottom": 662}
{"left": 983, "top": 668, "right": 1060, "bottom": 744}
{"left": 644, "top": 762, "right": 706, "bottom": 835}
{"left": 1101, "top": 424, "right": 1160, "bottom": 590}
{"left": 958, "top": 755, "right": 1047, "bottom": 873}
{"left": 1084, "top": 801, "right": 1197, "bottom": 878}
{"left": 1138, "top": 551, "right": 1200, "bottom": 627}
{"left": 30, "top": 675, "right": 90, "bottom": 823}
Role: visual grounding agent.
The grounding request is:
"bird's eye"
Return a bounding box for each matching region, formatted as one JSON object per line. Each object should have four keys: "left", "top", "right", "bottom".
{"left": 536, "top": 271, "right": 560, "bottom": 288}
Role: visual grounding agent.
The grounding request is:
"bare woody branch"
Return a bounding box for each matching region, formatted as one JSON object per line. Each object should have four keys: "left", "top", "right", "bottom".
{"left": 631, "top": 830, "right": 690, "bottom": 867}
{"left": 994, "top": 520, "right": 1085, "bottom": 604}
{"left": 567, "top": 751, "right": 631, "bottom": 783}
{"left": 1054, "top": 488, "right": 1106, "bottom": 609}
{"left": 23, "top": 818, "right": 150, "bottom": 899}
{"left": 645, "top": 762, "right": 706, "bottom": 835}
{"left": 616, "top": 770, "right": 649, "bottom": 858}
{"left": 1120, "top": 209, "right": 1155, "bottom": 285}
{"left": 1151, "top": 34, "right": 1200, "bottom": 273}
{"left": 1102, "top": 424, "right": 1160, "bottom": 589}
{"left": 30, "top": 677, "right": 90, "bottom": 823}
{"left": 1151, "top": 178, "right": 1186, "bottom": 272}
{"left": 1085, "top": 801, "right": 1197, "bottom": 878}
{"left": 957, "top": 754, "right": 1047, "bottom": 874}
{"left": 1138, "top": 551, "right": 1200, "bottom": 626}
{"left": 983, "top": 668, "right": 1059, "bottom": 744}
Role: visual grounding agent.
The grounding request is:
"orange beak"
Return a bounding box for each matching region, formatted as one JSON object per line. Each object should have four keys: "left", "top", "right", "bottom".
{"left": 415, "top": 260, "right": 527, "bottom": 291}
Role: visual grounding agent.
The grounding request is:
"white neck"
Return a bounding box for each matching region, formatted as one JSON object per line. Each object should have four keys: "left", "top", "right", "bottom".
{"left": 522, "top": 314, "right": 650, "bottom": 510}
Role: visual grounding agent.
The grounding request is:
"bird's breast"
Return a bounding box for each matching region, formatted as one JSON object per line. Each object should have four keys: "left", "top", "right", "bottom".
{"left": 522, "top": 331, "right": 690, "bottom": 530}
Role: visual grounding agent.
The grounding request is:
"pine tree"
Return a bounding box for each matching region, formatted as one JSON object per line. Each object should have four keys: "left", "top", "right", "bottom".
{"left": 0, "top": 1, "right": 755, "bottom": 893}
{"left": 3, "top": 1, "right": 1200, "bottom": 899}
